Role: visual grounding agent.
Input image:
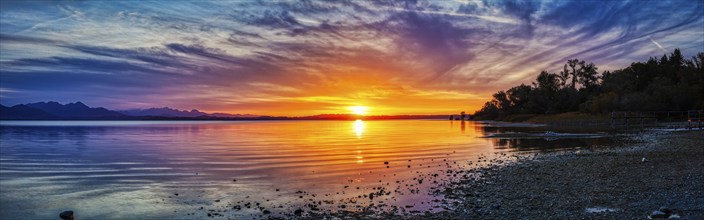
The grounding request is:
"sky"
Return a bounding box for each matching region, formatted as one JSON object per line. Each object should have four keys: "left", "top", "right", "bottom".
{"left": 1, "top": 0, "right": 703, "bottom": 116}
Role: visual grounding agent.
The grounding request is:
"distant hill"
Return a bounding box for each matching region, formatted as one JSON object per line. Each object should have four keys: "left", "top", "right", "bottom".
{"left": 120, "top": 107, "right": 208, "bottom": 117}
{"left": 0, "top": 104, "right": 56, "bottom": 119}
{"left": 208, "top": 112, "right": 260, "bottom": 118}
{"left": 25, "top": 101, "right": 124, "bottom": 118}
{"left": 120, "top": 107, "right": 260, "bottom": 118}
{"left": 0, "top": 101, "right": 265, "bottom": 120}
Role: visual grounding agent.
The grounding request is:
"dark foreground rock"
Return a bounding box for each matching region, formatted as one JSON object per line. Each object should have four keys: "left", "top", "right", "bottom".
{"left": 59, "top": 210, "right": 73, "bottom": 220}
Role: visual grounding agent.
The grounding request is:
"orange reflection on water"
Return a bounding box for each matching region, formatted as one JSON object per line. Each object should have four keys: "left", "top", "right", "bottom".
{"left": 353, "top": 119, "right": 365, "bottom": 138}
{"left": 0, "top": 120, "right": 505, "bottom": 218}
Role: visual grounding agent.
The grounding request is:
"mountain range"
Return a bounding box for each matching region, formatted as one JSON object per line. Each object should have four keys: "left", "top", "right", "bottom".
{"left": 0, "top": 101, "right": 448, "bottom": 120}
{"left": 0, "top": 101, "right": 259, "bottom": 120}
{"left": 1, "top": 101, "right": 125, "bottom": 119}
{"left": 119, "top": 107, "right": 259, "bottom": 118}
{"left": 120, "top": 108, "right": 201, "bottom": 117}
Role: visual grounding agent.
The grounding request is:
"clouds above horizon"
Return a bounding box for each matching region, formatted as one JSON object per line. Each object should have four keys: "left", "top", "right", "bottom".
{"left": 1, "top": 0, "right": 703, "bottom": 115}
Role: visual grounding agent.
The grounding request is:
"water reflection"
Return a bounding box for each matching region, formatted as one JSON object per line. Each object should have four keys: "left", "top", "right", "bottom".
{"left": 353, "top": 120, "right": 366, "bottom": 163}
{"left": 0, "top": 120, "right": 613, "bottom": 219}
{"left": 353, "top": 119, "right": 365, "bottom": 138}
{"left": 449, "top": 120, "right": 466, "bottom": 134}
{"left": 473, "top": 121, "right": 615, "bottom": 151}
{"left": 490, "top": 138, "right": 615, "bottom": 151}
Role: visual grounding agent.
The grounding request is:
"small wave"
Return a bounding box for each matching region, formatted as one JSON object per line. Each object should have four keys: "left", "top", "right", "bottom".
{"left": 481, "top": 132, "right": 607, "bottom": 139}
{"left": 585, "top": 207, "right": 620, "bottom": 213}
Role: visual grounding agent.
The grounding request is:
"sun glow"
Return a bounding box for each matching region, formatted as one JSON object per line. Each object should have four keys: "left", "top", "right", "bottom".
{"left": 353, "top": 119, "right": 365, "bottom": 138}
{"left": 348, "top": 106, "right": 369, "bottom": 115}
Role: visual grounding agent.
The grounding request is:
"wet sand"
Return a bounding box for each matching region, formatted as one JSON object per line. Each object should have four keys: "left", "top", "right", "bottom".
{"left": 305, "top": 130, "right": 703, "bottom": 219}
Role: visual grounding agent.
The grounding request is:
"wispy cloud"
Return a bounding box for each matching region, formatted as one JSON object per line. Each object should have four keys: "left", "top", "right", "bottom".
{"left": 377, "top": 7, "right": 521, "bottom": 25}
{"left": 649, "top": 36, "right": 667, "bottom": 52}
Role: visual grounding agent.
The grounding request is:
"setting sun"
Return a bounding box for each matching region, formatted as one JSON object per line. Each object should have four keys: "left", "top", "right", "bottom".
{"left": 348, "top": 106, "right": 369, "bottom": 115}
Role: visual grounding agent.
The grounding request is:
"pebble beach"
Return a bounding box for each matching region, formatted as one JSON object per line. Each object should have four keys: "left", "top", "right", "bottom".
{"left": 306, "top": 130, "right": 703, "bottom": 219}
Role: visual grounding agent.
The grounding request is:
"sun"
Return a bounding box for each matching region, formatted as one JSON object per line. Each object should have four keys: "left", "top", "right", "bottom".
{"left": 348, "top": 106, "right": 369, "bottom": 115}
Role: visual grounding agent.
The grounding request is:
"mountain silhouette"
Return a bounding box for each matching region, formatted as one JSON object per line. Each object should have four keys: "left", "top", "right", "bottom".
{"left": 120, "top": 107, "right": 207, "bottom": 117}
{"left": 0, "top": 101, "right": 263, "bottom": 120}
{"left": 121, "top": 108, "right": 261, "bottom": 118}
{"left": 0, "top": 104, "right": 57, "bottom": 119}
{"left": 24, "top": 101, "right": 124, "bottom": 118}
{"left": 207, "top": 112, "right": 259, "bottom": 118}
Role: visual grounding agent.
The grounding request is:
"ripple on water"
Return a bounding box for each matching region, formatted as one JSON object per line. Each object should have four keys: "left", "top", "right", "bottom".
{"left": 1, "top": 120, "right": 544, "bottom": 219}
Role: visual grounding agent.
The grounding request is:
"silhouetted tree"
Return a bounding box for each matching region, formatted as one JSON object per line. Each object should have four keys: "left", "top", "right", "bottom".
{"left": 534, "top": 71, "right": 560, "bottom": 92}
{"left": 473, "top": 48, "right": 704, "bottom": 119}
{"left": 579, "top": 62, "right": 599, "bottom": 90}
{"left": 686, "top": 52, "right": 704, "bottom": 70}
{"left": 670, "top": 48, "right": 684, "bottom": 68}
{"left": 492, "top": 91, "right": 511, "bottom": 111}
{"left": 506, "top": 84, "right": 532, "bottom": 114}
{"left": 564, "top": 59, "right": 581, "bottom": 89}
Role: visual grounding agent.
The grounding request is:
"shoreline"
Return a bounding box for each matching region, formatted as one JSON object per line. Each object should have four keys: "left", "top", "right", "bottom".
{"left": 429, "top": 130, "right": 704, "bottom": 219}
{"left": 307, "top": 130, "right": 703, "bottom": 219}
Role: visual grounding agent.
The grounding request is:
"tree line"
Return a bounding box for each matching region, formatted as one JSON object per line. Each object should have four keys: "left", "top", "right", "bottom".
{"left": 473, "top": 49, "right": 704, "bottom": 120}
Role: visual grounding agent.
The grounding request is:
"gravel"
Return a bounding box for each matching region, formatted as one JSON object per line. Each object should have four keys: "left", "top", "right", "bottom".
{"left": 304, "top": 130, "right": 703, "bottom": 219}
{"left": 428, "top": 130, "right": 704, "bottom": 219}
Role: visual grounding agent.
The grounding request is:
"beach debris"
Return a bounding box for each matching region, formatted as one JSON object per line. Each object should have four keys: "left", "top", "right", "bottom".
{"left": 649, "top": 210, "right": 668, "bottom": 219}
{"left": 585, "top": 207, "right": 619, "bottom": 213}
{"left": 294, "top": 208, "right": 304, "bottom": 216}
{"left": 384, "top": 161, "right": 389, "bottom": 165}
{"left": 481, "top": 131, "right": 606, "bottom": 139}
{"left": 642, "top": 157, "right": 648, "bottom": 162}
{"left": 59, "top": 210, "right": 74, "bottom": 220}
{"left": 648, "top": 207, "right": 676, "bottom": 219}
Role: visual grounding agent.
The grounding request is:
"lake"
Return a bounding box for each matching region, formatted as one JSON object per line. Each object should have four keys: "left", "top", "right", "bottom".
{"left": 0, "top": 120, "right": 612, "bottom": 219}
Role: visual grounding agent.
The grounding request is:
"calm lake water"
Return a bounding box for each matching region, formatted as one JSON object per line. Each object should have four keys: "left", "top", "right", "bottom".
{"left": 0, "top": 120, "right": 612, "bottom": 219}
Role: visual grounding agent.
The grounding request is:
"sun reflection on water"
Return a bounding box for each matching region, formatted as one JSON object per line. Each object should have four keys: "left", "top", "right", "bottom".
{"left": 353, "top": 119, "right": 365, "bottom": 138}
{"left": 354, "top": 120, "right": 366, "bottom": 163}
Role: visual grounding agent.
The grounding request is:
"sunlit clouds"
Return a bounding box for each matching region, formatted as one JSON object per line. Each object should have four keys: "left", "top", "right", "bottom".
{"left": 1, "top": 0, "right": 702, "bottom": 115}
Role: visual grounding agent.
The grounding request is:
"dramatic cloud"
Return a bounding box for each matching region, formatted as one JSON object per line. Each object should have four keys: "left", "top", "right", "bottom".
{"left": 1, "top": 0, "right": 702, "bottom": 115}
